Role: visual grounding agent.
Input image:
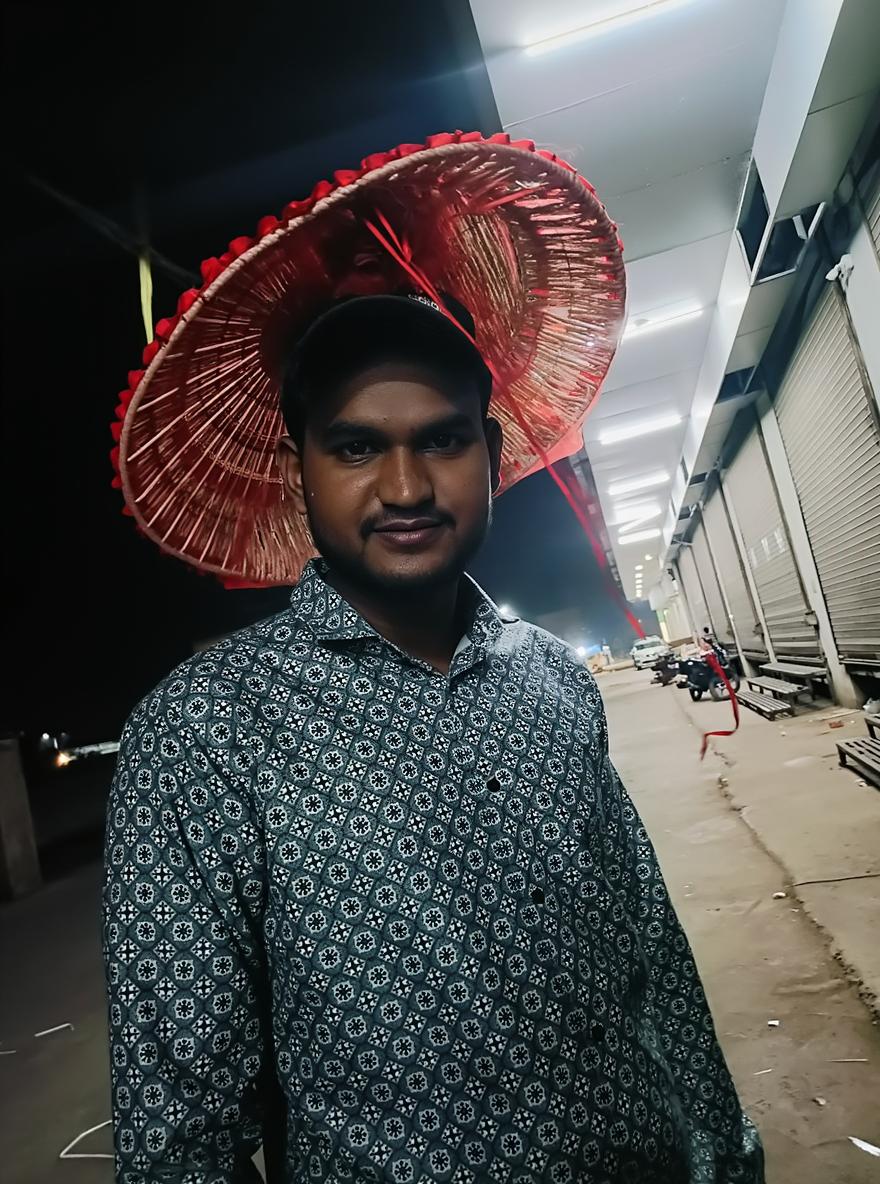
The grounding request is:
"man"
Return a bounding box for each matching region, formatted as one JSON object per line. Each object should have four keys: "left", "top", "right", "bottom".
{"left": 104, "top": 134, "right": 762, "bottom": 1182}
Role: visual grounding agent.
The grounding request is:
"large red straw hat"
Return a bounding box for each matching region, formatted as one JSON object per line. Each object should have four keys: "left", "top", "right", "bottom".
{"left": 111, "top": 131, "right": 626, "bottom": 585}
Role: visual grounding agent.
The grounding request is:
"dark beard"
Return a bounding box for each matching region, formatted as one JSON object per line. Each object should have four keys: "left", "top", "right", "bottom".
{"left": 306, "top": 502, "right": 492, "bottom": 604}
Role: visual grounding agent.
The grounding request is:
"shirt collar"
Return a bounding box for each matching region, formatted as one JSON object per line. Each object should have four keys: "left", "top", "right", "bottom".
{"left": 288, "top": 559, "right": 510, "bottom": 659}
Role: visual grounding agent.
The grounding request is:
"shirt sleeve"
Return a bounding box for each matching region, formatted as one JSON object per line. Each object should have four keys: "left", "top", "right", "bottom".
{"left": 102, "top": 685, "right": 270, "bottom": 1183}
{"left": 596, "top": 739, "right": 765, "bottom": 1182}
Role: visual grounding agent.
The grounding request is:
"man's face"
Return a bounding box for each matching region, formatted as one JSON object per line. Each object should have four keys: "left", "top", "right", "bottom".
{"left": 277, "top": 359, "right": 502, "bottom": 595}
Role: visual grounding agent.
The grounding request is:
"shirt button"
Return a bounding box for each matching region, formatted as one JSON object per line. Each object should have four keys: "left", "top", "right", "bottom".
{"left": 531, "top": 887, "right": 545, "bottom": 904}
{"left": 486, "top": 776, "right": 502, "bottom": 794}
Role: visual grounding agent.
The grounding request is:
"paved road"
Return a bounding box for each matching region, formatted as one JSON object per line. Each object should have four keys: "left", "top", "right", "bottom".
{"left": 602, "top": 667, "right": 880, "bottom": 1183}
{"left": 2, "top": 667, "right": 878, "bottom": 1182}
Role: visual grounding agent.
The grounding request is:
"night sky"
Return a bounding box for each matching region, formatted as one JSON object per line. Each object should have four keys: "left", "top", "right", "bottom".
{"left": 3, "top": 3, "right": 646, "bottom": 744}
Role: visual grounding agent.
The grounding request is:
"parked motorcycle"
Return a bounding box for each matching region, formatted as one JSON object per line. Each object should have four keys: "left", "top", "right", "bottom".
{"left": 678, "top": 644, "right": 741, "bottom": 701}
{"left": 651, "top": 653, "right": 679, "bottom": 686}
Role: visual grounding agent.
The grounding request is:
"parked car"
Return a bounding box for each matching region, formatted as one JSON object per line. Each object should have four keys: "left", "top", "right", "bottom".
{"left": 630, "top": 635, "right": 671, "bottom": 670}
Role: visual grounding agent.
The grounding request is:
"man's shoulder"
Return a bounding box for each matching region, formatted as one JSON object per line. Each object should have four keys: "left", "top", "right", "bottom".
{"left": 504, "top": 618, "right": 602, "bottom": 692}
{"left": 504, "top": 618, "right": 591, "bottom": 670}
{"left": 128, "top": 606, "right": 313, "bottom": 732}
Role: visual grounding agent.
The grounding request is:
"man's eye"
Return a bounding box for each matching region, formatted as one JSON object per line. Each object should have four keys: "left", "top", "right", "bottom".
{"left": 338, "top": 441, "right": 377, "bottom": 459}
{"left": 426, "top": 433, "right": 463, "bottom": 452}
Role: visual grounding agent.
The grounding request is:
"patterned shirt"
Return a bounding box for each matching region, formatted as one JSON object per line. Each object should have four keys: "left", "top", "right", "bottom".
{"left": 103, "top": 560, "right": 763, "bottom": 1184}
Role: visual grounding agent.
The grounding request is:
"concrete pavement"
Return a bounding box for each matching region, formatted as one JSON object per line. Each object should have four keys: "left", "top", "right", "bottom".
{"left": 602, "top": 666, "right": 880, "bottom": 1184}
{"left": 2, "top": 667, "right": 879, "bottom": 1182}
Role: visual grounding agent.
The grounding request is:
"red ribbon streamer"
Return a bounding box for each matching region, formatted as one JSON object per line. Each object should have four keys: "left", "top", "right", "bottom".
{"left": 700, "top": 649, "right": 741, "bottom": 759}
{"left": 363, "top": 213, "right": 645, "bottom": 642}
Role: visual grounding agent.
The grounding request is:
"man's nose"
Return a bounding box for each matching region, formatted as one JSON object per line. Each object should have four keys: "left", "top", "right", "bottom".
{"left": 376, "top": 447, "right": 433, "bottom": 507}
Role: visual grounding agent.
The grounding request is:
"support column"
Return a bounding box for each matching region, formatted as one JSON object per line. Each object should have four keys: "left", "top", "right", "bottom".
{"left": 672, "top": 560, "right": 696, "bottom": 637}
{"left": 718, "top": 475, "right": 777, "bottom": 664}
{"left": 651, "top": 571, "right": 692, "bottom": 643}
{"left": 756, "top": 391, "right": 860, "bottom": 707}
{"left": 0, "top": 737, "right": 42, "bottom": 899}
{"left": 699, "top": 506, "right": 758, "bottom": 678}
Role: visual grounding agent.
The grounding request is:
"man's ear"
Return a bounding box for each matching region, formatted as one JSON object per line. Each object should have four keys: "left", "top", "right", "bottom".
{"left": 276, "top": 437, "right": 307, "bottom": 515}
{"left": 485, "top": 416, "right": 503, "bottom": 493}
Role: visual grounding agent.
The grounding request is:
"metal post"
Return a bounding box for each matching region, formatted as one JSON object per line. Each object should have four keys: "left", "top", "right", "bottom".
{"left": 680, "top": 541, "right": 714, "bottom": 634}
{"left": 756, "top": 391, "right": 861, "bottom": 707}
{"left": 718, "top": 473, "right": 777, "bottom": 665}
{"left": 698, "top": 505, "right": 758, "bottom": 678}
{"left": 672, "top": 559, "right": 696, "bottom": 637}
{"left": 0, "top": 737, "right": 42, "bottom": 899}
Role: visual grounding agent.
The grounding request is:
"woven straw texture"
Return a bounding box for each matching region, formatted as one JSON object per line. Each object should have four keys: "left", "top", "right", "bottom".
{"left": 115, "top": 135, "right": 626, "bottom": 584}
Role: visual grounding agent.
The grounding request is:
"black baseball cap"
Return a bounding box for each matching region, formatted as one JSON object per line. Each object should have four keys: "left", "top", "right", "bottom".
{"left": 280, "top": 292, "right": 493, "bottom": 438}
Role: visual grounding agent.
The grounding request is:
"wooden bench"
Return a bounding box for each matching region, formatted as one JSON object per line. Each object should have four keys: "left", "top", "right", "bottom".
{"left": 759, "top": 662, "right": 827, "bottom": 698}
{"left": 865, "top": 714, "right": 880, "bottom": 740}
{"left": 747, "top": 676, "right": 811, "bottom": 704}
{"left": 737, "top": 689, "right": 793, "bottom": 720}
{"left": 837, "top": 736, "right": 880, "bottom": 788}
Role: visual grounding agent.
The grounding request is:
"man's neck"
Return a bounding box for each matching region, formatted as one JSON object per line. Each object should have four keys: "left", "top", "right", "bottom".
{"left": 323, "top": 568, "right": 468, "bottom": 674}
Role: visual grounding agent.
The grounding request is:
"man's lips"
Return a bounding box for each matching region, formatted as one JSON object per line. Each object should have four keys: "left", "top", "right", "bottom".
{"left": 370, "top": 518, "right": 449, "bottom": 548}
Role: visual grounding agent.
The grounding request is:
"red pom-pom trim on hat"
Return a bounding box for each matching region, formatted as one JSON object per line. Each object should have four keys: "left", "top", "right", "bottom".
{"left": 333, "top": 168, "right": 363, "bottom": 187}
{"left": 110, "top": 130, "right": 624, "bottom": 569}
{"left": 200, "top": 257, "right": 224, "bottom": 284}
{"left": 177, "top": 288, "right": 200, "bottom": 315}
{"left": 257, "top": 214, "right": 280, "bottom": 237}
{"left": 154, "top": 316, "right": 177, "bottom": 342}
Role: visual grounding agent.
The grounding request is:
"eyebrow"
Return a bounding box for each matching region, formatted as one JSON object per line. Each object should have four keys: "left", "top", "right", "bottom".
{"left": 319, "top": 412, "right": 478, "bottom": 446}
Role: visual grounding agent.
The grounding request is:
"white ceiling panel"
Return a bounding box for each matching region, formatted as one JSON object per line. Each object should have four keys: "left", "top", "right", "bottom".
{"left": 473, "top": 0, "right": 785, "bottom": 124}
{"left": 811, "top": 0, "right": 880, "bottom": 111}
{"left": 777, "top": 89, "right": 879, "bottom": 219}
{"left": 623, "top": 232, "right": 730, "bottom": 315}
{"left": 586, "top": 368, "right": 699, "bottom": 432}
{"left": 735, "top": 273, "right": 796, "bottom": 337}
{"left": 504, "top": 44, "right": 770, "bottom": 197}
{"left": 602, "top": 318, "right": 711, "bottom": 393}
{"left": 466, "top": 0, "right": 875, "bottom": 604}
{"left": 725, "top": 327, "right": 773, "bottom": 374}
{"left": 608, "top": 154, "right": 749, "bottom": 261}
{"left": 591, "top": 431, "right": 690, "bottom": 489}
{"left": 690, "top": 395, "right": 752, "bottom": 477}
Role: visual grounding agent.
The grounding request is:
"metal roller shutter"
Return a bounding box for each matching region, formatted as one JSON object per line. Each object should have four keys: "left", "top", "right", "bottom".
{"left": 690, "top": 518, "right": 734, "bottom": 645}
{"left": 865, "top": 171, "right": 879, "bottom": 253}
{"left": 722, "top": 421, "right": 820, "bottom": 660}
{"left": 773, "top": 286, "right": 880, "bottom": 661}
{"left": 676, "top": 545, "right": 708, "bottom": 636}
{"left": 701, "top": 487, "right": 767, "bottom": 657}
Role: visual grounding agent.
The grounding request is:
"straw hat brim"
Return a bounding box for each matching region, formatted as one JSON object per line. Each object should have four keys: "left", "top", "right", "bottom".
{"left": 112, "top": 132, "right": 626, "bottom": 585}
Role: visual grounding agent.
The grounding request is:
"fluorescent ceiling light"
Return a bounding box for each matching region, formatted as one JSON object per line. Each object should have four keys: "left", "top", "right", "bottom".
{"left": 644, "top": 553, "right": 654, "bottom": 560}
{"left": 634, "top": 564, "right": 644, "bottom": 571}
{"left": 599, "top": 412, "right": 682, "bottom": 446}
{"left": 608, "top": 470, "right": 669, "bottom": 497}
{"left": 623, "top": 307, "right": 704, "bottom": 341}
{"left": 611, "top": 501, "right": 661, "bottom": 526}
{"left": 524, "top": 0, "right": 694, "bottom": 56}
{"left": 614, "top": 512, "right": 660, "bottom": 533}
{"left": 617, "top": 528, "right": 662, "bottom": 544}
